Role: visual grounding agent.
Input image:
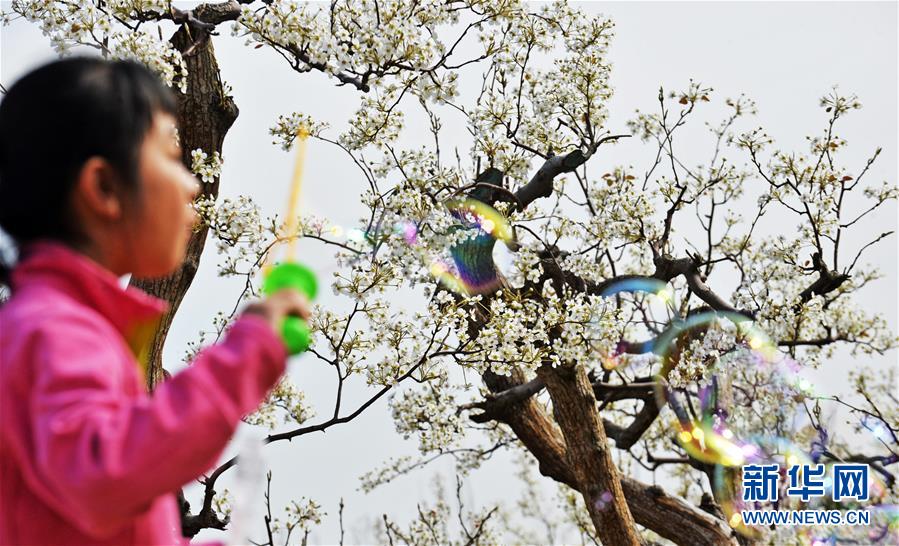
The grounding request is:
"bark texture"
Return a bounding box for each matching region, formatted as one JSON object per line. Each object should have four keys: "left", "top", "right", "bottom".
{"left": 537, "top": 363, "right": 641, "bottom": 546}
{"left": 130, "top": 28, "right": 238, "bottom": 389}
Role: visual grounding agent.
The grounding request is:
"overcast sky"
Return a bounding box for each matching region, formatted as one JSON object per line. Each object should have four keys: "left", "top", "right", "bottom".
{"left": 2, "top": 1, "right": 897, "bottom": 544}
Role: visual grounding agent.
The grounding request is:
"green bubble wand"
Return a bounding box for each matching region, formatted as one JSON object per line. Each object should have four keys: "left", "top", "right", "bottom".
{"left": 261, "top": 126, "right": 318, "bottom": 354}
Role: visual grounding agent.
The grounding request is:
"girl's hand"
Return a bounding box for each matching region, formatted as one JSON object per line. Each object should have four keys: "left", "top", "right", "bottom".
{"left": 241, "top": 289, "right": 312, "bottom": 335}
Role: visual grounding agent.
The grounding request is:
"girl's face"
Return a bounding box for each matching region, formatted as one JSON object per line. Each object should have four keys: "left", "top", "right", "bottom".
{"left": 122, "top": 112, "right": 200, "bottom": 278}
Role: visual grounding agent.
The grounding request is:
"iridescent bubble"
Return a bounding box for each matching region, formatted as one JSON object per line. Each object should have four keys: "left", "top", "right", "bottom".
{"left": 596, "top": 282, "right": 771, "bottom": 480}
{"left": 592, "top": 490, "right": 614, "bottom": 512}
{"left": 346, "top": 228, "right": 368, "bottom": 245}
{"left": 428, "top": 260, "right": 471, "bottom": 296}
{"left": 860, "top": 415, "right": 892, "bottom": 443}
{"left": 648, "top": 311, "right": 808, "bottom": 464}
{"left": 394, "top": 221, "right": 419, "bottom": 246}
{"left": 445, "top": 197, "right": 515, "bottom": 243}
{"left": 438, "top": 197, "right": 515, "bottom": 296}
{"left": 594, "top": 278, "right": 678, "bottom": 366}
{"left": 316, "top": 196, "right": 515, "bottom": 297}
{"left": 595, "top": 278, "right": 837, "bottom": 540}
{"left": 665, "top": 376, "right": 751, "bottom": 468}
{"left": 598, "top": 277, "right": 673, "bottom": 301}
{"left": 361, "top": 198, "right": 516, "bottom": 296}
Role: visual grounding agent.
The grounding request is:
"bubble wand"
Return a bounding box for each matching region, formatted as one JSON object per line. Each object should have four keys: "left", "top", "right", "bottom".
{"left": 262, "top": 126, "right": 318, "bottom": 354}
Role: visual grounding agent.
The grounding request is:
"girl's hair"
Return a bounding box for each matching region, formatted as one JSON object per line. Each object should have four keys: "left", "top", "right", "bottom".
{"left": 0, "top": 57, "right": 177, "bottom": 285}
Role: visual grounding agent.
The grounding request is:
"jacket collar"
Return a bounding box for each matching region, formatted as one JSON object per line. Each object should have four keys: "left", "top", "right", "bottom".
{"left": 10, "top": 240, "right": 168, "bottom": 338}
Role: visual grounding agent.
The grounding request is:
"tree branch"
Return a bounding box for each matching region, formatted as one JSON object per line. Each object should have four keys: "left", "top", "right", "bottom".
{"left": 514, "top": 135, "right": 629, "bottom": 211}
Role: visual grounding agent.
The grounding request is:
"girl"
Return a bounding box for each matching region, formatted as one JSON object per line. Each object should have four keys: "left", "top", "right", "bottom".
{"left": 0, "top": 58, "right": 309, "bottom": 544}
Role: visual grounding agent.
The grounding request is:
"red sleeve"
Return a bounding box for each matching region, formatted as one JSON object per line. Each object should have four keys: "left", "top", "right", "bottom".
{"left": 27, "top": 314, "right": 286, "bottom": 538}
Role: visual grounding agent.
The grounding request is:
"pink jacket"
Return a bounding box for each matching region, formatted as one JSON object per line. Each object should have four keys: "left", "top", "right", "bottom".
{"left": 0, "top": 242, "right": 288, "bottom": 544}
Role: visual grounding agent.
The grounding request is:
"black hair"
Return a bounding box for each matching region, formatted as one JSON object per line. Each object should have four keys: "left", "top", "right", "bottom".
{"left": 0, "top": 57, "right": 177, "bottom": 286}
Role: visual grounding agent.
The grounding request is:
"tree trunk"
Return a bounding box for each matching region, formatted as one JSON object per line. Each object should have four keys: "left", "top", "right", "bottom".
{"left": 536, "top": 363, "right": 642, "bottom": 546}
{"left": 130, "top": 29, "right": 238, "bottom": 390}
{"left": 481, "top": 369, "right": 739, "bottom": 546}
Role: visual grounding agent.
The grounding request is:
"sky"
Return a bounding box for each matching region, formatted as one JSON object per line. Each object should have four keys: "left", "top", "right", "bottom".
{"left": 1, "top": 1, "right": 897, "bottom": 544}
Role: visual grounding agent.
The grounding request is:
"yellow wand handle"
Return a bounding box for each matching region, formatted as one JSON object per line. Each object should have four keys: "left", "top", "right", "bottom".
{"left": 263, "top": 125, "right": 318, "bottom": 355}
{"left": 283, "top": 126, "right": 310, "bottom": 262}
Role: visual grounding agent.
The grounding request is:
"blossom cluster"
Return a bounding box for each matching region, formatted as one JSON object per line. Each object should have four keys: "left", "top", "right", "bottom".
{"left": 6, "top": 1, "right": 188, "bottom": 92}
{"left": 390, "top": 379, "right": 464, "bottom": 454}
{"left": 244, "top": 376, "right": 315, "bottom": 429}
{"left": 190, "top": 148, "right": 223, "bottom": 184}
